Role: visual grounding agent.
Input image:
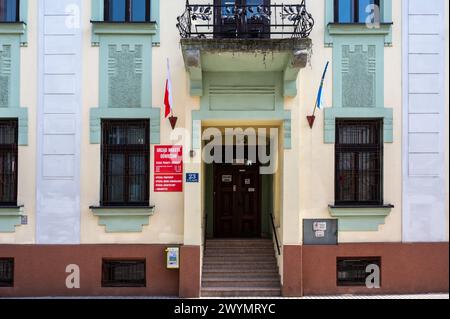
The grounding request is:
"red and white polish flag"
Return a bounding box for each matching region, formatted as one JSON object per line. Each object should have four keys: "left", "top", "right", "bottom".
{"left": 164, "top": 59, "right": 173, "bottom": 118}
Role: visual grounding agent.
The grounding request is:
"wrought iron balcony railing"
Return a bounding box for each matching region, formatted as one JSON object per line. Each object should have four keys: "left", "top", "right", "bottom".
{"left": 177, "top": 0, "right": 314, "bottom": 39}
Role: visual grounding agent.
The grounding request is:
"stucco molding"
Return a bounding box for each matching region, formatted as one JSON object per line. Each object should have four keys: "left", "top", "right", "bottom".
{"left": 90, "top": 107, "right": 161, "bottom": 144}
{"left": 329, "top": 205, "right": 393, "bottom": 232}
{"left": 90, "top": 206, "right": 156, "bottom": 233}
{"left": 324, "top": 107, "right": 393, "bottom": 144}
{"left": 0, "top": 206, "right": 24, "bottom": 233}
{"left": 180, "top": 38, "right": 312, "bottom": 97}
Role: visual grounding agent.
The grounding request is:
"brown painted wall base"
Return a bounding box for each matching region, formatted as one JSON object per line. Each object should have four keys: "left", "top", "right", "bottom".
{"left": 281, "top": 245, "right": 302, "bottom": 296}
{"left": 1, "top": 243, "right": 447, "bottom": 297}
{"left": 282, "top": 243, "right": 449, "bottom": 297}
{"left": 179, "top": 246, "right": 201, "bottom": 298}
{"left": 0, "top": 245, "right": 181, "bottom": 297}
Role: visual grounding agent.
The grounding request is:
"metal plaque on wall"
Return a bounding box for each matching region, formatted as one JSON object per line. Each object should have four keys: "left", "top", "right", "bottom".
{"left": 303, "top": 219, "right": 338, "bottom": 245}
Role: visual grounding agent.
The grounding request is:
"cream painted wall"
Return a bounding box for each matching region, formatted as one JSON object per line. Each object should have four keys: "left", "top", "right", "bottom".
{"left": 1, "top": 0, "right": 412, "bottom": 245}
{"left": 297, "top": 0, "right": 403, "bottom": 243}
{"left": 0, "top": 0, "right": 37, "bottom": 244}
{"left": 66, "top": 0, "right": 405, "bottom": 244}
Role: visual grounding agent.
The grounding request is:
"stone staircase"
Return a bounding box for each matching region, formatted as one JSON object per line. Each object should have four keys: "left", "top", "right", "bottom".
{"left": 201, "top": 239, "right": 281, "bottom": 297}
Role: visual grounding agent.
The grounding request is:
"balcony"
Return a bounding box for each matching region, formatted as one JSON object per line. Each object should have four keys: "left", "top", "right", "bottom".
{"left": 177, "top": 0, "right": 314, "bottom": 39}
{"left": 177, "top": 1, "right": 314, "bottom": 97}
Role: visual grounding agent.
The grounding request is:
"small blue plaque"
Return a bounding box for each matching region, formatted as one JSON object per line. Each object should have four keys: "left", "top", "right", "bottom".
{"left": 186, "top": 173, "right": 199, "bottom": 183}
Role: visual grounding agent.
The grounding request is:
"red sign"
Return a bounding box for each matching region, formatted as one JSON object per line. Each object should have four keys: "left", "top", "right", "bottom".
{"left": 154, "top": 146, "right": 183, "bottom": 192}
{"left": 154, "top": 174, "right": 183, "bottom": 192}
{"left": 154, "top": 145, "right": 183, "bottom": 174}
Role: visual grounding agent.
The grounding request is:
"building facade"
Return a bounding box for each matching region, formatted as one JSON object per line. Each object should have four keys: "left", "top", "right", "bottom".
{"left": 0, "top": 0, "right": 448, "bottom": 297}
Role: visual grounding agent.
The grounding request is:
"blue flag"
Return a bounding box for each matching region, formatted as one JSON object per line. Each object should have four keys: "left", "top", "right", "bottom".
{"left": 316, "top": 62, "right": 330, "bottom": 110}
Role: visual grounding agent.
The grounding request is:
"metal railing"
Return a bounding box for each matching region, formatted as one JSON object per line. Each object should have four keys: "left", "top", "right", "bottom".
{"left": 270, "top": 214, "right": 281, "bottom": 256}
{"left": 177, "top": 0, "right": 314, "bottom": 39}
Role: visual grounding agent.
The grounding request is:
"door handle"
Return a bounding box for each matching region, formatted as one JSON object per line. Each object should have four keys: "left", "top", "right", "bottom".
{"left": 233, "top": 185, "right": 237, "bottom": 192}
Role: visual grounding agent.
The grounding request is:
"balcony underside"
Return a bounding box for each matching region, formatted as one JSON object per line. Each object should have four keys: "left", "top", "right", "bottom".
{"left": 181, "top": 38, "right": 312, "bottom": 96}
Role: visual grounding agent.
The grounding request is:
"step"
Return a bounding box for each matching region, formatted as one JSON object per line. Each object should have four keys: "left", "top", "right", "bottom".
{"left": 206, "top": 240, "right": 273, "bottom": 247}
{"left": 201, "top": 287, "right": 281, "bottom": 298}
{"left": 204, "top": 252, "right": 275, "bottom": 258}
{"left": 204, "top": 248, "right": 275, "bottom": 254}
{"left": 203, "top": 260, "right": 278, "bottom": 267}
{"left": 202, "top": 269, "right": 279, "bottom": 276}
{"left": 203, "top": 254, "right": 276, "bottom": 262}
{"left": 202, "top": 278, "right": 280, "bottom": 288}
{"left": 202, "top": 274, "right": 280, "bottom": 280}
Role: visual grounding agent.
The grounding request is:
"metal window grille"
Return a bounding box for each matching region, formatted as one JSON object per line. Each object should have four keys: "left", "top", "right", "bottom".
{"left": 103, "top": 0, "right": 151, "bottom": 22}
{"left": 0, "top": 120, "right": 18, "bottom": 206}
{"left": 102, "top": 260, "right": 146, "bottom": 287}
{"left": 0, "top": 258, "right": 14, "bottom": 287}
{"left": 0, "top": 0, "right": 20, "bottom": 22}
{"left": 101, "top": 120, "right": 150, "bottom": 207}
{"left": 337, "top": 257, "right": 381, "bottom": 286}
{"left": 334, "top": 0, "right": 381, "bottom": 24}
{"left": 335, "top": 119, "right": 383, "bottom": 206}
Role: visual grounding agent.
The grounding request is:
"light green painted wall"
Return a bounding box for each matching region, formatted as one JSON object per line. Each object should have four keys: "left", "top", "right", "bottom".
{"left": 91, "top": 207, "right": 155, "bottom": 233}
{"left": 0, "top": 5, "right": 29, "bottom": 145}
{"left": 193, "top": 71, "right": 292, "bottom": 149}
{"left": 89, "top": 32, "right": 160, "bottom": 145}
{"left": 329, "top": 206, "right": 392, "bottom": 231}
{"left": 323, "top": 34, "right": 393, "bottom": 144}
{"left": 0, "top": 207, "right": 23, "bottom": 233}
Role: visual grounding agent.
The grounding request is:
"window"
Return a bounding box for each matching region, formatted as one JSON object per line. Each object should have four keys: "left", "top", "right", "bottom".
{"left": 334, "top": 0, "right": 380, "bottom": 23}
{"left": 101, "top": 120, "right": 150, "bottom": 207}
{"left": 104, "top": 0, "right": 150, "bottom": 22}
{"left": 337, "top": 257, "right": 381, "bottom": 286}
{"left": 102, "top": 260, "right": 146, "bottom": 287}
{"left": 335, "top": 119, "right": 382, "bottom": 206}
{"left": 0, "top": 258, "right": 14, "bottom": 287}
{"left": 0, "top": 0, "right": 19, "bottom": 22}
{"left": 214, "top": 0, "right": 270, "bottom": 39}
{"left": 0, "top": 120, "right": 18, "bottom": 206}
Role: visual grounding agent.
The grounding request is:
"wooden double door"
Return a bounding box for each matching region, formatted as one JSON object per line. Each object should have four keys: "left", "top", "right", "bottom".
{"left": 214, "top": 163, "right": 261, "bottom": 238}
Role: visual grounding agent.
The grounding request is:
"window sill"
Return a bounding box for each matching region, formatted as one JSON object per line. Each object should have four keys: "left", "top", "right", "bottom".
{"left": 0, "top": 205, "right": 24, "bottom": 233}
{"left": 90, "top": 205, "right": 155, "bottom": 233}
{"left": 328, "top": 204, "right": 393, "bottom": 232}
{"left": 327, "top": 22, "right": 392, "bottom": 35}
{"left": 91, "top": 20, "right": 158, "bottom": 46}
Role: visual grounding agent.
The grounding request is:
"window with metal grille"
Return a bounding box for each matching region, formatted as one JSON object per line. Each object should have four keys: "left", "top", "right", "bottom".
{"left": 104, "top": 0, "right": 151, "bottom": 22}
{"left": 0, "top": 258, "right": 14, "bottom": 287}
{"left": 0, "top": 120, "right": 18, "bottom": 206}
{"left": 0, "top": 0, "right": 19, "bottom": 22}
{"left": 101, "top": 120, "right": 150, "bottom": 207}
{"left": 337, "top": 257, "right": 381, "bottom": 286}
{"left": 335, "top": 119, "right": 383, "bottom": 206}
{"left": 102, "top": 260, "right": 146, "bottom": 287}
{"left": 334, "top": 0, "right": 380, "bottom": 23}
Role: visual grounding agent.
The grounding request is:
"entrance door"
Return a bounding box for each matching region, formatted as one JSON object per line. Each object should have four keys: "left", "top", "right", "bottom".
{"left": 214, "top": 164, "right": 260, "bottom": 238}
{"left": 214, "top": 0, "right": 271, "bottom": 39}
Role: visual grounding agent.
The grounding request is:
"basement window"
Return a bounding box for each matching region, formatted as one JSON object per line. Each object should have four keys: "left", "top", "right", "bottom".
{"left": 0, "top": 258, "right": 14, "bottom": 287}
{"left": 102, "top": 259, "right": 146, "bottom": 287}
{"left": 337, "top": 257, "right": 381, "bottom": 286}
